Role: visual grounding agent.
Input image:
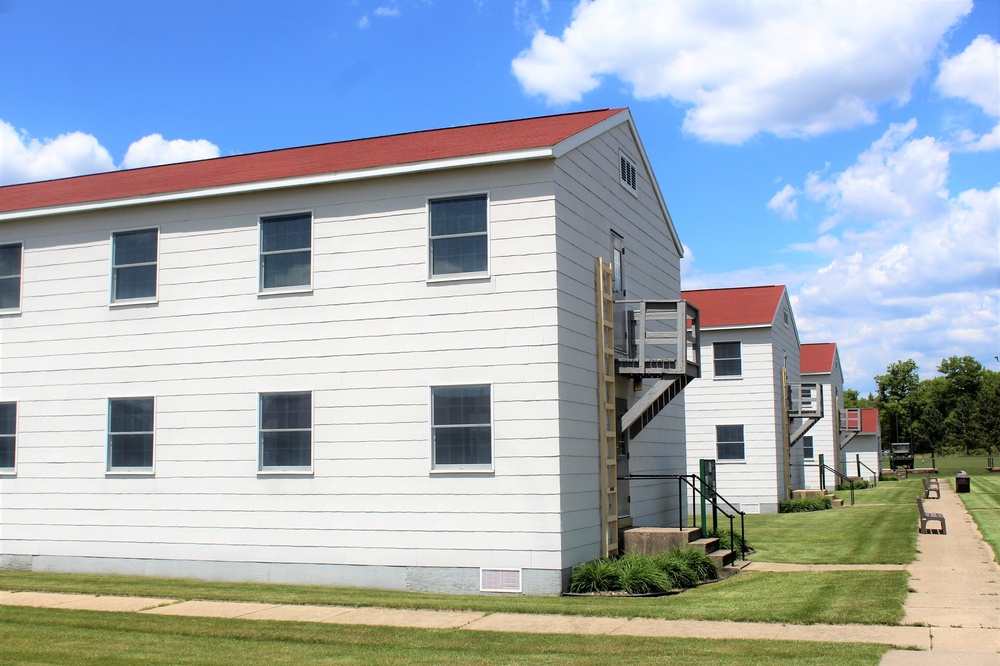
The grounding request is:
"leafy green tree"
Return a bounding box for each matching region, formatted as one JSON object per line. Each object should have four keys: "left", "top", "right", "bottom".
{"left": 843, "top": 388, "right": 876, "bottom": 409}
{"left": 971, "top": 370, "right": 1000, "bottom": 454}
{"left": 937, "top": 356, "right": 984, "bottom": 454}
{"left": 875, "top": 359, "right": 919, "bottom": 444}
{"left": 909, "top": 377, "right": 948, "bottom": 453}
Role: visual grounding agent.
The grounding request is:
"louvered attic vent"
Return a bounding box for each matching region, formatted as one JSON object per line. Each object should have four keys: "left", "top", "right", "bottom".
{"left": 620, "top": 154, "right": 637, "bottom": 193}
{"left": 480, "top": 568, "right": 522, "bottom": 593}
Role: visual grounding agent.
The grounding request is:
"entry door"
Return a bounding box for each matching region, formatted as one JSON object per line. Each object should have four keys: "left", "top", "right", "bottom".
{"left": 616, "top": 398, "right": 630, "bottom": 519}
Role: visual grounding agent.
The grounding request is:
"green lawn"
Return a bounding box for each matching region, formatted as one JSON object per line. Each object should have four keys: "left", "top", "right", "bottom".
{"left": 0, "top": 569, "right": 908, "bottom": 626}
{"left": 0, "top": 606, "right": 893, "bottom": 666}
{"left": 744, "top": 481, "right": 918, "bottom": 565}
{"left": 953, "top": 473, "right": 1000, "bottom": 565}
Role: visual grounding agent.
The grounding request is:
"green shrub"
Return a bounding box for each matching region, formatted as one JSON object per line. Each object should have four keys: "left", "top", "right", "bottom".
{"left": 615, "top": 552, "right": 672, "bottom": 594}
{"left": 666, "top": 546, "right": 719, "bottom": 581}
{"left": 705, "top": 527, "right": 752, "bottom": 555}
{"left": 650, "top": 554, "right": 697, "bottom": 589}
{"left": 779, "top": 496, "right": 833, "bottom": 513}
{"left": 567, "top": 557, "right": 618, "bottom": 593}
{"left": 879, "top": 474, "right": 899, "bottom": 482}
{"left": 837, "top": 479, "right": 869, "bottom": 490}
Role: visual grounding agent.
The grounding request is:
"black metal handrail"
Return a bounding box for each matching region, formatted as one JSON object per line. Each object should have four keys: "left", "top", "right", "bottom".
{"left": 855, "top": 455, "right": 878, "bottom": 487}
{"left": 819, "top": 464, "right": 855, "bottom": 506}
{"left": 627, "top": 473, "right": 747, "bottom": 560}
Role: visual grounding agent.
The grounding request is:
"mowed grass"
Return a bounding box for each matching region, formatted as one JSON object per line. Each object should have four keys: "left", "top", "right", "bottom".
{"left": 0, "top": 568, "right": 908, "bottom": 625}
{"left": 744, "top": 482, "right": 918, "bottom": 565}
{"left": 0, "top": 606, "right": 893, "bottom": 666}
{"left": 954, "top": 473, "right": 1000, "bottom": 565}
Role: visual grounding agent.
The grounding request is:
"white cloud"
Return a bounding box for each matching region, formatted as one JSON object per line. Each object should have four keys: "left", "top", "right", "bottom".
{"left": 358, "top": 15, "right": 370, "bottom": 29}
{"left": 120, "top": 134, "right": 219, "bottom": 170}
{"left": 374, "top": 5, "right": 400, "bottom": 18}
{"left": 0, "top": 120, "right": 219, "bottom": 186}
{"left": 954, "top": 123, "right": 1000, "bottom": 152}
{"left": 937, "top": 34, "right": 1000, "bottom": 117}
{"left": 512, "top": 0, "right": 971, "bottom": 143}
{"left": 0, "top": 120, "right": 114, "bottom": 185}
{"left": 767, "top": 183, "right": 798, "bottom": 220}
{"left": 787, "top": 125, "right": 999, "bottom": 391}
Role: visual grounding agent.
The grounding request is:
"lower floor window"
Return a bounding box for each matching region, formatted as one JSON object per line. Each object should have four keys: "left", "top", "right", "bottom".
{"left": 716, "top": 424, "right": 745, "bottom": 461}
{"left": 802, "top": 435, "right": 814, "bottom": 459}
{"left": 0, "top": 402, "right": 15, "bottom": 469}
{"left": 432, "top": 385, "right": 491, "bottom": 468}
{"left": 108, "top": 398, "right": 154, "bottom": 470}
{"left": 259, "top": 392, "right": 312, "bottom": 470}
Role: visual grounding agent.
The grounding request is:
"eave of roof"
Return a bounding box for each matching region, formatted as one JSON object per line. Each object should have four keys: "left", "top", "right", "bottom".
{"left": 0, "top": 108, "right": 625, "bottom": 219}
{"left": 681, "top": 285, "right": 787, "bottom": 328}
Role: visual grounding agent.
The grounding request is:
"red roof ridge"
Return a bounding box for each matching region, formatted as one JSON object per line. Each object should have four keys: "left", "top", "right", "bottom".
{"left": 801, "top": 342, "right": 838, "bottom": 374}
{"left": 0, "top": 108, "right": 626, "bottom": 215}
{"left": 681, "top": 285, "right": 787, "bottom": 328}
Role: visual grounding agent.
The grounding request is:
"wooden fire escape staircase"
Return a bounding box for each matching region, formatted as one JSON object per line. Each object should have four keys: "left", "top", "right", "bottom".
{"left": 782, "top": 372, "right": 824, "bottom": 498}
{"left": 596, "top": 259, "right": 701, "bottom": 556}
{"left": 839, "top": 408, "right": 863, "bottom": 449}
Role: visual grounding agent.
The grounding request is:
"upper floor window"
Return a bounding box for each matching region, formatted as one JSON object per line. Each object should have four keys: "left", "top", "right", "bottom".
{"left": 259, "top": 391, "right": 312, "bottom": 471}
{"left": 714, "top": 341, "right": 742, "bottom": 377}
{"left": 112, "top": 229, "right": 158, "bottom": 302}
{"left": 260, "top": 213, "right": 312, "bottom": 291}
{"left": 716, "top": 424, "right": 745, "bottom": 461}
{"left": 611, "top": 232, "right": 625, "bottom": 296}
{"left": 107, "top": 397, "right": 154, "bottom": 471}
{"left": 802, "top": 435, "right": 814, "bottom": 460}
{"left": 431, "top": 385, "right": 491, "bottom": 469}
{"left": 0, "top": 402, "right": 15, "bottom": 471}
{"left": 0, "top": 243, "right": 22, "bottom": 312}
{"left": 429, "top": 195, "right": 488, "bottom": 277}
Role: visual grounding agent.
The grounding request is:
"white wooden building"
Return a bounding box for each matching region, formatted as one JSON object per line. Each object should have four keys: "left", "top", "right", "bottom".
{"left": 841, "top": 409, "right": 881, "bottom": 484}
{"left": 799, "top": 343, "right": 844, "bottom": 489}
{"left": 0, "top": 109, "right": 699, "bottom": 594}
{"left": 680, "top": 286, "right": 804, "bottom": 514}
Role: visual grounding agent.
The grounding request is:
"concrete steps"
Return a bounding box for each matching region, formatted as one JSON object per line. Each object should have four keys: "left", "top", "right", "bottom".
{"left": 791, "top": 488, "right": 844, "bottom": 508}
{"left": 620, "top": 527, "right": 739, "bottom": 570}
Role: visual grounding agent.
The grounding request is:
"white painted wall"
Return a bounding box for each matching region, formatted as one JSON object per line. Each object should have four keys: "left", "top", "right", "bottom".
{"left": 685, "top": 292, "right": 801, "bottom": 514}
{"left": 0, "top": 119, "right": 687, "bottom": 592}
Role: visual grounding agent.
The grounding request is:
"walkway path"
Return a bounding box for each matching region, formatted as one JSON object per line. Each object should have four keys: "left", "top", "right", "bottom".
{"left": 1, "top": 481, "right": 997, "bottom": 664}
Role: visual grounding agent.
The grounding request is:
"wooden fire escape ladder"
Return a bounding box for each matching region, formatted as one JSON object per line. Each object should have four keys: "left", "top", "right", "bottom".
{"left": 596, "top": 259, "right": 618, "bottom": 557}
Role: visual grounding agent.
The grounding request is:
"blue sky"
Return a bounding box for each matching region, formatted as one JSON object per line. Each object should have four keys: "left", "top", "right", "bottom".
{"left": 1, "top": 0, "right": 997, "bottom": 394}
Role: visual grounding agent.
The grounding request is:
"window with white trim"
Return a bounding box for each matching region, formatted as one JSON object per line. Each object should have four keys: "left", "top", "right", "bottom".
{"left": 0, "top": 402, "right": 15, "bottom": 471}
{"left": 0, "top": 243, "right": 22, "bottom": 312}
{"left": 716, "top": 424, "right": 745, "bottom": 461}
{"left": 112, "top": 230, "right": 157, "bottom": 302}
{"left": 611, "top": 231, "right": 625, "bottom": 296}
{"left": 260, "top": 213, "right": 312, "bottom": 290}
{"left": 259, "top": 392, "right": 312, "bottom": 470}
{"left": 428, "top": 195, "right": 488, "bottom": 277}
{"left": 108, "top": 397, "right": 154, "bottom": 470}
{"left": 713, "top": 341, "right": 742, "bottom": 377}
{"left": 431, "top": 385, "right": 491, "bottom": 468}
{"left": 619, "top": 152, "right": 637, "bottom": 194}
{"left": 802, "top": 435, "right": 814, "bottom": 460}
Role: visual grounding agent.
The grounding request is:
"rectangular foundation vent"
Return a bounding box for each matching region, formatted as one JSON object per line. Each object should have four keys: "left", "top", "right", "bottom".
{"left": 480, "top": 568, "right": 521, "bottom": 593}
{"left": 741, "top": 503, "right": 761, "bottom": 514}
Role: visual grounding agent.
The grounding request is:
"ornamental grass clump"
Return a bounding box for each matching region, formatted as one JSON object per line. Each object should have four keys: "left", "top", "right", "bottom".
{"left": 666, "top": 545, "right": 719, "bottom": 581}
{"left": 705, "top": 527, "right": 752, "bottom": 555}
{"left": 566, "top": 557, "right": 619, "bottom": 594}
{"left": 568, "top": 547, "right": 722, "bottom": 594}
{"left": 779, "top": 496, "right": 833, "bottom": 513}
{"left": 615, "top": 552, "right": 673, "bottom": 595}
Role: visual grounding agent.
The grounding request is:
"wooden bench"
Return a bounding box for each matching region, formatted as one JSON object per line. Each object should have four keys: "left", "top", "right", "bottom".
{"left": 916, "top": 496, "right": 946, "bottom": 534}
{"left": 922, "top": 476, "right": 940, "bottom": 499}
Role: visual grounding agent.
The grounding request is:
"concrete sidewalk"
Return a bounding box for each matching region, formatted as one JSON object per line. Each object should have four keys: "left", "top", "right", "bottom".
{"left": 1, "top": 479, "right": 997, "bottom": 662}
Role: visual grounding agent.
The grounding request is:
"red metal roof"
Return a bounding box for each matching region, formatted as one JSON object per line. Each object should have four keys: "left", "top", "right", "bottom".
{"left": 860, "top": 408, "right": 880, "bottom": 434}
{"left": 801, "top": 343, "right": 837, "bottom": 374}
{"left": 681, "top": 285, "right": 786, "bottom": 328}
{"left": 0, "top": 109, "right": 625, "bottom": 214}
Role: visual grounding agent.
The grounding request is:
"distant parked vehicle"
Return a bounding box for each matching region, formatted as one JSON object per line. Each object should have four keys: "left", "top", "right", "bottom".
{"left": 889, "top": 442, "right": 914, "bottom": 470}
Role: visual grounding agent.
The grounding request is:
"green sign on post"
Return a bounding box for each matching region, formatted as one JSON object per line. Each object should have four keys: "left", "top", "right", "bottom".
{"left": 700, "top": 459, "right": 717, "bottom": 533}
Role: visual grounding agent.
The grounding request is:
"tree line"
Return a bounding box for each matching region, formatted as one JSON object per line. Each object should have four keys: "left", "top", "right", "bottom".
{"left": 844, "top": 356, "right": 1000, "bottom": 455}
